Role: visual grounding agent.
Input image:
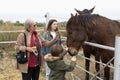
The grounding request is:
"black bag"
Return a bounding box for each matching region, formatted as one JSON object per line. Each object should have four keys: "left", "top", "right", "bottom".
{"left": 16, "top": 33, "right": 28, "bottom": 64}
{"left": 16, "top": 51, "right": 28, "bottom": 64}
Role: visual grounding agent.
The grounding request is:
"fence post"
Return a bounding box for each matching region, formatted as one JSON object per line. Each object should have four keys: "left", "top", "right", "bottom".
{"left": 44, "top": 12, "right": 50, "bottom": 29}
{"left": 114, "top": 35, "right": 120, "bottom": 80}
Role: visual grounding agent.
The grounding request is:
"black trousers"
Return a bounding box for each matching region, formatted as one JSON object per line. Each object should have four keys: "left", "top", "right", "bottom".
{"left": 22, "top": 65, "right": 40, "bottom": 80}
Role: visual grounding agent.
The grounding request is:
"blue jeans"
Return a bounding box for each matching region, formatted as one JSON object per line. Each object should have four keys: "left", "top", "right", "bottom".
{"left": 45, "top": 62, "right": 51, "bottom": 80}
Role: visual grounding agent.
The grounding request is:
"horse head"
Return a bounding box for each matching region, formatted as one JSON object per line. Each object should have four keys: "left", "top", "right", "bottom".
{"left": 66, "top": 7, "right": 96, "bottom": 56}
{"left": 66, "top": 13, "right": 88, "bottom": 56}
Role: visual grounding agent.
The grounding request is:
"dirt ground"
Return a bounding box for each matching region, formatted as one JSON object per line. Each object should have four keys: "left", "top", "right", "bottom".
{"left": 0, "top": 56, "right": 22, "bottom": 80}
{"left": 0, "top": 50, "right": 113, "bottom": 80}
{"left": 0, "top": 52, "right": 46, "bottom": 80}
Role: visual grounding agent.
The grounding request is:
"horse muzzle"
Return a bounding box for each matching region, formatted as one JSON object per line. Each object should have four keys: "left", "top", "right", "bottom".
{"left": 68, "top": 48, "right": 78, "bottom": 56}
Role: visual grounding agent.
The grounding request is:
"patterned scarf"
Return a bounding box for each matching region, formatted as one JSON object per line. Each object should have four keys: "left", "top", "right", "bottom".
{"left": 28, "top": 31, "right": 42, "bottom": 67}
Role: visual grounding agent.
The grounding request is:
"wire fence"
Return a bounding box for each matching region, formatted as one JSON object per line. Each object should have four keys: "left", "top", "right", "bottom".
{"left": 0, "top": 30, "right": 115, "bottom": 80}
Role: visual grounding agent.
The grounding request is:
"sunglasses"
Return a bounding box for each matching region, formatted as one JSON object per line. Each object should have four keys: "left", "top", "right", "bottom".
{"left": 33, "top": 24, "right": 37, "bottom": 27}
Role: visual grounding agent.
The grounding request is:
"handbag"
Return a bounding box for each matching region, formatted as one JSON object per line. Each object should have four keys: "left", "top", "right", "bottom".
{"left": 16, "top": 33, "right": 28, "bottom": 64}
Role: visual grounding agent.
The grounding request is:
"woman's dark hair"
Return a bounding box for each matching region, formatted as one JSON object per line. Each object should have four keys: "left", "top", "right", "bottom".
{"left": 47, "top": 19, "right": 58, "bottom": 31}
{"left": 46, "top": 19, "right": 59, "bottom": 39}
{"left": 50, "top": 44, "right": 63, "bottom": 57}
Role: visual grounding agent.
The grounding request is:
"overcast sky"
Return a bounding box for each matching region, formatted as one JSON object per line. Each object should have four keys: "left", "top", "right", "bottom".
{"left": 0, "top": 0, "right": 120, "bottom": 22}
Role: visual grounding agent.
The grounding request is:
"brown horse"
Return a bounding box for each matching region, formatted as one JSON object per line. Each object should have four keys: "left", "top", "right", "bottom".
{"left": 66, "top": 11, "right": 120, "bottom": 80}
{"left": 74, "top": 7, "right": 100, "bottom": 80}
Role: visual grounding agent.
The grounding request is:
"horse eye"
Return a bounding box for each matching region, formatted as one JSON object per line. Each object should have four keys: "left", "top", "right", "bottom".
{"left": 68, "top": 32, "right": 72, "bottom": 35}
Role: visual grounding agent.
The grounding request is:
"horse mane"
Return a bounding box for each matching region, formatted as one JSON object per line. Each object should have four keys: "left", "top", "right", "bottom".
{"left": 77, "top": 14, "right": 120, "bottom": 31}
{"left": 77, "top": 14, "right": 105, "bottom": 28}
{"left": 67, "top": 14, "right": 100, "bottom": 28}
{"left": 67, "top": 13, "right": 120, "bottom": 32}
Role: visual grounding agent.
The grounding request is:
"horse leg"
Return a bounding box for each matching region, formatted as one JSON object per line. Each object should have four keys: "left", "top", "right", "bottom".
{"left": 101, "top": 51, "right": 112, "bottom": 80}
{"left": 104, "top": 67, "right": 110, "bottom": 80}
{"left": 95, "top": 52, "right": 100, "bottom": 80}
{"left": 84, "top": 50, "right": 91, "bottom": 80}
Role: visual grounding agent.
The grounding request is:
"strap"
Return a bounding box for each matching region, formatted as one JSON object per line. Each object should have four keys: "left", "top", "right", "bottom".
{"left": 23, "top": 32, "right": 27, "bottom": 58}
{"left": 23, "top": 32, "right": 27, "bottom": 46}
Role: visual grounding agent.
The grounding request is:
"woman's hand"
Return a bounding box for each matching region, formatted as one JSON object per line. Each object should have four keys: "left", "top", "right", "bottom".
{"left": 52, "top": 32, "right": 60, "bottom": 43}
{"left": 26, "top": 47, "right": 33, "bottom": 52}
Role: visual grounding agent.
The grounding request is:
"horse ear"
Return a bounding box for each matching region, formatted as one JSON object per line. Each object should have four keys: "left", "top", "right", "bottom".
{"left": 75, "top": 13, "right": 77, "bottom": 17}
{"left": 74, "top": 8, "right": 82, "bottom": 15}
{"left": 89, "top": 6, "right": 95, "bottom": 13}
{"left": 73, "top": 13, "right": 78, "bottom": 24}
{"left": 71, "top": 13, "right": 74, "bottom": 17}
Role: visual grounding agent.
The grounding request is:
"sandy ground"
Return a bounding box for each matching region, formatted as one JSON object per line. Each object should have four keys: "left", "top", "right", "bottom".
{"left": 0, "top": 53, "right": 46, "bottom": 80}
{"left": 0, "top": 56, "right": 22, "bottom": 80}
{"left": 0, "top": 50, "right": 113, "bottom": 80}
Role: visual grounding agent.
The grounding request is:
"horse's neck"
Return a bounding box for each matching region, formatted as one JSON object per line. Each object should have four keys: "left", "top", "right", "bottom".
{"left": 84, "top": 15, "right": 120, "bottom": 47}
{"left": 86, "top": 29, "right": 115, "bottom": 46}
